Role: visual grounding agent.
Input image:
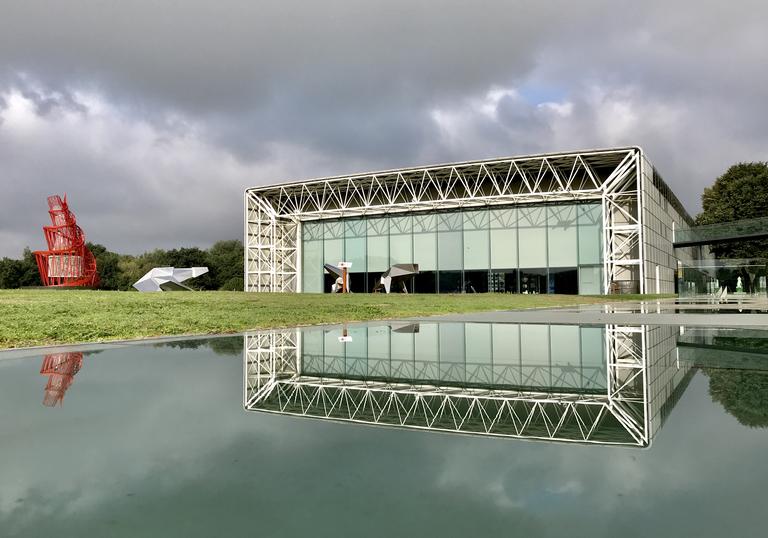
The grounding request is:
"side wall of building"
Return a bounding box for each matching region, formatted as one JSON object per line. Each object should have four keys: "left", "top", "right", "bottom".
{"left": 641, "top": 155, "right": 699, "bottom": 293}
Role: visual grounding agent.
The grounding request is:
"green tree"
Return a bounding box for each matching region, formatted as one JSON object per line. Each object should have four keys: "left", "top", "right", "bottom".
{"left": 696, "top": 162, "right": 768, "bottom": 259}
{"left": 0, "top": 258, "right": 25, "bottom": 288}
{"left": 163, "top": 247, "right": 215, "bottom": 289}
{"left": 206, "top": 240, "right": 244, "bottom": 290}
{"left": 87, "top": 243, "right": 122, "bottom": 290}
{"left": 17, "top": 248, "right": 42, "bottom": 287}
{"left": 705, "top": 369, "right": 768, "bottom": 428}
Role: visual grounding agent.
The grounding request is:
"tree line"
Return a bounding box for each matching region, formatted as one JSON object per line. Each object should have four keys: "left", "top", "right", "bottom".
{"left": 0, "top": 239, "right": 244, "bottom": 291}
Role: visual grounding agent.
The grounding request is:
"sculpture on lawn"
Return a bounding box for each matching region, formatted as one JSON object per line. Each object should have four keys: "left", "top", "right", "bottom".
{"left": 373, "top": 264, "right": 419, "bottom": 293}
{"left": 133, "top": 267, "right": 209, "bottom": 292}
{"left": 33, "top": 195, "right": 99, "bottom": 287}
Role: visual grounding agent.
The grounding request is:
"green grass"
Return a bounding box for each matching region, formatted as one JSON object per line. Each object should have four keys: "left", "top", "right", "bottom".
{"left": 0, "top": 290, "right": 671, "bottom": 349}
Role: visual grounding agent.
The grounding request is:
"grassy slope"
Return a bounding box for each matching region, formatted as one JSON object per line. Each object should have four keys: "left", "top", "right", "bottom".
{"left": 0, "top": 290, "right": 667, "bottom": 349}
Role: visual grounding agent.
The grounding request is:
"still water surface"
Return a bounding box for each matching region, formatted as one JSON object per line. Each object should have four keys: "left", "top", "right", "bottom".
{"left": 1, "top": 322, "right": 767, "bottom": 537}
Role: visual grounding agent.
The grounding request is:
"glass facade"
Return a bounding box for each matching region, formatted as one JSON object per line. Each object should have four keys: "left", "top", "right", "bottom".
{"left": 301, "top": 203, "right": 603, "bottom": 294}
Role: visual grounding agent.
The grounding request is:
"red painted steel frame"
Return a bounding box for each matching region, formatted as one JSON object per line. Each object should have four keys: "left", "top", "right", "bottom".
{"left": 33, "top": 195, "right": 99, "bottom": 287}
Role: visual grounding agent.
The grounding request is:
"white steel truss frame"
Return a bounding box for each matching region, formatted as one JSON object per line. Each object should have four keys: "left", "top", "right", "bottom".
{"left": 245, "top": 147, "right": 646, "bottom": 293}
{"left": 243, "top": 324, "right": 649, "bottom": 446}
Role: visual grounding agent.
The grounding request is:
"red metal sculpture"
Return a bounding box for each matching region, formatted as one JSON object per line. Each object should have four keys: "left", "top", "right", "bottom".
{"left": 40, "top": 352, "right": 84, "bottom": 407}
{"left": 33, "top": 194, "right": 99, "bottom": 287}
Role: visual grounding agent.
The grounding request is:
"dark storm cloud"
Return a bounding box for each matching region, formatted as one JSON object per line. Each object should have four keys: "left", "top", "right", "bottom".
{"left": 1, "top": 0, "right": 767, "bottom": 256}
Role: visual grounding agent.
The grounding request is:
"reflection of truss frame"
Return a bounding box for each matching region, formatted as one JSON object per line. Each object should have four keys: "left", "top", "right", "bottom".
{"left": 244, "top": 325, "right": 649, "bottom": 446}
{"left": 245, "top": 147, "right": 646, "bottom": 293}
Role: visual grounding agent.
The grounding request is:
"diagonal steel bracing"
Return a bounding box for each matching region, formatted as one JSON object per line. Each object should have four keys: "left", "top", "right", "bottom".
{"left": 245, "top": 147, "right": 646, "bottom": 293}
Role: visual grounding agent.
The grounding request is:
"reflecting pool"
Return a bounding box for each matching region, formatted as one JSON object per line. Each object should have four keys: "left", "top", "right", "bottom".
{"left": 2, "top": 322, "right": 768, "bottom": 537}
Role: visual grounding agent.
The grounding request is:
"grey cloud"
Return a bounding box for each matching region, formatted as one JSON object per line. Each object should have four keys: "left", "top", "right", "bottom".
{"left": 1, "top": 0, "right": 768, "bottom": 256}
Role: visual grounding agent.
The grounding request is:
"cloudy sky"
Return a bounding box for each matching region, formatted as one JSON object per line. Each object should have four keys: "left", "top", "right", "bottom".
{"left": 1, "top": 0, "right": 766, "bottom": 257}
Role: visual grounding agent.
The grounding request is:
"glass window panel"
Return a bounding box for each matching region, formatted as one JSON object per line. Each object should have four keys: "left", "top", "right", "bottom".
{"left": 390, "top": 330, "right": 414, "bottom": 379}
{"left": 302, "top": 240, "right": 323, "bottom": 293}
{"left": 323, "top": 238, "right": 343, "bottom": 266}
{"left": 413, "top": 271, "right": 436, "bottom": 293}
{"left": 581, "top": 327, "right": 606, "bottom": 389}
{"left": 580, "top": 326, "right": 606, "bottom": 390}
{"left": 413, "top": 214, "right": 437, "bottom": 271}
{"left": 518, "top": 206, "right": 547, "bottom": 268}
{"left": 390, "top": 328, "right": 415, "bottom": 361}
{"left": 347, "top": 272, "right": 366, "bottom": 293}
{"left": 344, "top": 237, "right": 366, "bottom": 273}
{"left": 345, "top": 219, "right": 366, "bottom": 238}
{"left": 548, "top": 267, "right": 578, "bottom": 294}
{"left": 463, "top": 210, "right": 489, "bottom": 270}
{"left": 578, "top": 204, "right": 602, "bottom": 265}
{"left": 438, "top": 212, "right": 462, "bottom": 232}
{"left": 414, "top": 321, "right": 439, "bottom": 358}
{"left": 438, "top": 271, "right": 462, "bottom": 293}
{"left": 343, "top": 326, "right": 367, "bottom": 360}
{"left": 520, "top": 324, "right": 549, "bottom": 389}
{"left": 390, "top": 327, "right": 415, "bottom": 380}
{"left": 463, "top": 270, "right": 489, "bottom": 293}
{"left": 439, "top": 322, "right": 465, "bottom": 383}
{"left": 489, "top": 270, "right": 518, "bottom": 293}
{"left": 301, "top": 329, "right": 324, "bottom": 365}
{"left": 344, "top": 220, "right": 366, "bottom": 273}
{"left": 548, "top": 205, "right": 578, "bottom": 267}
{"left": 389, "top": 215, "right": 413, "bottom": 265}
{"left": 438, "top": 232, "right": 462, "bottom": 270}
{"left": 490, "top": 207, "right": 517, "bottom": 270}
{"left": 367, "top": 217, "right": 389, "bottom": 271}
{"left": 465, "top": 323, "right": 492, "bottom": 364}
{"left": 438, "top": 212, "right": 463, "bottom": 271}
{"left": 492, "top": 323, "right": 521, "bottom": 386}
{"left": 490, "top": 207, "right": 517, "bottom": 229}
{"left": 323, "top": 328, "right": 345, "bottom": 375}
{"left": 520, "top": 268, "right": 547, "bottom": 294}
{"left": 465, "top": 323, "right": 492, "bottom": 385}
{"left": 550, "top": 325, "right": 580, "bottom": 389}
{"left": 579, "top": 265, "right": 602, "bottom": 295}
{"left": 463, "top": 210, "right": 488, "bottom": 231}
{"left": 367, "top": 325, "right": 390, "bottom": 363}
{"left": 343, "top": 326, "right": 369, "bottom": 378}
{"left": 303, "top": 221, "right": 323, "bottom": 241}
{"left": 323, "top": 221, "right": 343, "bottom": 239}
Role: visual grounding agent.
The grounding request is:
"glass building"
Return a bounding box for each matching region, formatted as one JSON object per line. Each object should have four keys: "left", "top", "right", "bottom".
{"left": 245, "top": 147, "right": 703, "bottom": 294}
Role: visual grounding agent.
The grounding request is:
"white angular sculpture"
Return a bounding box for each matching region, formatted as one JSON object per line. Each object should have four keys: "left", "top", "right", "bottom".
{"left": 133, "top": 267, "right": 209, "bottom": 292}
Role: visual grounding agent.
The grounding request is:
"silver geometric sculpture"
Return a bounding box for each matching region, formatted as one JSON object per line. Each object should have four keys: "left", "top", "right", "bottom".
{"left": 374, "top": 264, "right": 419, "bottom": 293}
{"left": 132, "top": 267, "right": 209, "bottom": 292}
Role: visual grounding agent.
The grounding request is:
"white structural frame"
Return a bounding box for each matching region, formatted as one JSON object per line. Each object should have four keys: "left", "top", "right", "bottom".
{"left": 245, "top": 146, "right": 649, "bottom": 293}
{"left": 243, "top": 324, "right": 650, "bottom": 446}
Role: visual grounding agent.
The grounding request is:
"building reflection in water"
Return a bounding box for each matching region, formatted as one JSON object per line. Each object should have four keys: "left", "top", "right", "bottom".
{"left": 244, "top": 322, "right": 694, "bottom": 447}
{"left": 40, "top": 352, "right": 84, "bottom": 407}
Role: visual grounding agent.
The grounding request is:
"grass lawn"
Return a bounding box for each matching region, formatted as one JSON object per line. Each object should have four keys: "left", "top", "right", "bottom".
{"left": 0, "top": 289, "right": 670, "bottom": 349}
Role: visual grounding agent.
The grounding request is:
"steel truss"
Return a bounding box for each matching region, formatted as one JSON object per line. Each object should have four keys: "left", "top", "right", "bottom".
{"left": 243, "top": 325, "right": 650, "bottom": 446}
{"left": 245, "top": 147, "right": 647, "bottom": 293}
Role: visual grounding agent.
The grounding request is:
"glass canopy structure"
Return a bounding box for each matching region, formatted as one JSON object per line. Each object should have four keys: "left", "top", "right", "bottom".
{"left": 245, "top": 146, "right": 700, "bottom": 294}
{"left": 243, "top": 321, "right": 691, "bottom": 447}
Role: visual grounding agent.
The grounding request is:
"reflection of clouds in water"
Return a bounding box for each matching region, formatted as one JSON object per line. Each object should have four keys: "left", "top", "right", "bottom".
{"left": 2, "top": 360, "right": 768, "bottom": 536}
{"left": 431, "top": 375, "right": 768, "bottom": 534}
{"left": 0, "top": 345, "right": 285, "bottom": 519}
